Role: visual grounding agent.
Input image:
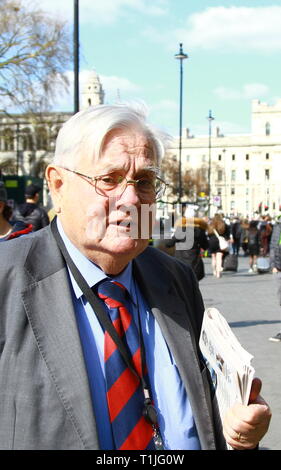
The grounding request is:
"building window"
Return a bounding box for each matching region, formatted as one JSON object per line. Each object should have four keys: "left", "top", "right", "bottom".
{"left": 218, "top": 154, "right": 221, "bottom": 161}
{"left": 186, "top": 155, "right": 190, "bottom": 162}
{"left": 232, "top": 154, "right": 235, "bottom": 161}
{"left": 230, "top": 200, "right": 235, "bottom": 210}
{"left": 3, "top": 128, "right": 14, "bottom": 151}
{"left": 202, "top": 169, "right": 208, "bottom": 180}
{"left": 265, "top": 122, "right": 270, "bottom": 136}
{"left": 246, "top": 188, "right": 249, "bottom": 196}
{"left": 265, "top": 169, "right": 270, "bottom": 180}
{"left": 36, "top": 127, "right": 48, "bottom": 150}
{"left": 217, "top": 170, "right": 223, "bottom": 181}
{"left": 231, "top": 170, "right": 236, "bottom": 181}
{"left": 22, "top": 128, "right": 34, "bottom": 151}
{"left": 245, "top": 170, "right": 250, "bottom": 180}
{"left": 202, "top": 154, "right": 206, "bottom": 162}
{"left": 217, "top": 187, "right": 222, "bottom": 195}
{"left": 266, "top": 153, "right": 269, "bottom": 160}
{"left": 246, "top": 154, "right": 249, "bottom": 160}
{"left": 231, "top": 187, "right": 235, "bottom": 195}
{"left": 246, "top": 201, "right": 249, "bottom": 211}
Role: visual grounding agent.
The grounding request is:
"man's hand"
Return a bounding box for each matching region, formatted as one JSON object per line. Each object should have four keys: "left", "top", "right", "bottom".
{"left": 223, "top": 378, "right": 272, "bottom": 450}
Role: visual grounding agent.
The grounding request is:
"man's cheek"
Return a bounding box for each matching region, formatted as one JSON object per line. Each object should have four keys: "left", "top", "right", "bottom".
{"left": 140, "top": 203, "right": 156, "bottom": 239}
{"left": 85, "top": 202, "right": 108, "bottom": 240}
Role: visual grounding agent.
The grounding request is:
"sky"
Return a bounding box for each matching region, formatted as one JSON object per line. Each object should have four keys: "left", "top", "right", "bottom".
{"left": 38, "top": 0, "right": 281, "bottom": 137}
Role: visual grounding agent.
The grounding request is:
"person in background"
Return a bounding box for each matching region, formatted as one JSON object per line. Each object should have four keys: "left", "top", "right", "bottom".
{"left": 167, "top": 214, "right": 209, "bottom": 281}
{"left": 0, "top": 103, "right": 271, "bottom": 450}
{"left": 259, "top": 215, "right": 272, "bottom": 256}
{"left": 268, "top": 215, "right": 281, "bottom": 342}
{"left": 248, "top": 220, "right": 260, "bottom": 273}
{"left": 231, "top": 217, "right": 242, "bottom": 256}
{"left": 0, "top": 181, "right": 32, "bottom": 241}
{"left": 207, "top": 214, "right": 231, "bottom": 278}
{"left": 240, "top": 218, "right": 249, "bottom": 256}
{"left": 13, "top": 183, "right": 50, "bottom": 231}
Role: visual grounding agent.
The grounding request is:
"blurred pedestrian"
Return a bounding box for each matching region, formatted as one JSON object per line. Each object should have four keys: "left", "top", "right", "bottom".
{"left": 13, "top": 183, "right": 50, "bottom": 231}
{"left": 0, "top": 182, "right": 32, "bottom": 241}
{"left": 207, "top": 214, "right": 231, "bottom": 278}
{"left": 268, "top": 215, "right": 281, "bottom": 342}
{"left": 259, "top": 215, "right": 272, "bottom": 256}
{"left": 231, "top": 217, "right": 242, "bottom": 255}
{"left": 240, "top": 218, "right": 249, "bottom": 256}
{"left": 167, "top": 215, "right": 209, "bottom": 281}
{"left": 248, "top": 220, "right": 260, "bottom": 273}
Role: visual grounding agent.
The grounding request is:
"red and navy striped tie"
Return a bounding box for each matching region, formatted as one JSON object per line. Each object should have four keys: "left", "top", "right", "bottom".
{"left": 97, "top": 280, "right": 154, "bottom": 450}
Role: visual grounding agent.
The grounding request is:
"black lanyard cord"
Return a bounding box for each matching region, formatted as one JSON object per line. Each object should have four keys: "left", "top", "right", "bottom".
{"left": 50, "top": 218, "right": 147, "bottom": 387}
{"left": 51, "top": 218, "right": 163, "bottom": 445}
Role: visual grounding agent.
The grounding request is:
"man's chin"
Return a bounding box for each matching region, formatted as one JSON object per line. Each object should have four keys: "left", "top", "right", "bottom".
{"left": 104, "top": 236, "right": 149, "bottom": 254}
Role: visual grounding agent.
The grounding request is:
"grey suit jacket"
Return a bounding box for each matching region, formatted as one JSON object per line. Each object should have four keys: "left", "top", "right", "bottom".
{"left": 0, "top": 226, "right": 225, "bottom": 450}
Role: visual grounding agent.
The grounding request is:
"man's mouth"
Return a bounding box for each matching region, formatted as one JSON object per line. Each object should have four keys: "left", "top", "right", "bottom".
{"left": 111, "top": 219, "right": 135, "bottom": 227}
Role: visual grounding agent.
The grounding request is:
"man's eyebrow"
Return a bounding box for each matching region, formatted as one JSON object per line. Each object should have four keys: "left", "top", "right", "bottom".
{"left": 136, "top": 166, "right": 159, "bottom": 173}
{"left": 94, "top": 165, "right": 159, "bottom": 175}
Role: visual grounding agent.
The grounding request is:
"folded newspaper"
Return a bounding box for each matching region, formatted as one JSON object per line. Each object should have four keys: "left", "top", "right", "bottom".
{"left": 199, "top": 307, "right": 255, "bottom": 448}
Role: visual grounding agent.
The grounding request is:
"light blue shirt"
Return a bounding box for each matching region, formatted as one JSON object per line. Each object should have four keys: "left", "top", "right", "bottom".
{"left": 57, "top": 220, "right": 200, "bottom": 450}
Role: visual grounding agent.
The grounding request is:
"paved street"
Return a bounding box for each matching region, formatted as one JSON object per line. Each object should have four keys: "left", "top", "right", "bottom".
{"left": 199, "top": 254, "right": 281, "bottom": 450}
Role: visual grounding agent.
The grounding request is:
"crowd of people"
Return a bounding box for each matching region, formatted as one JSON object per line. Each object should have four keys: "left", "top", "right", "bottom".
{"left": 165, "top": 211, "right": 277, "bottom": 277}
{"left": 165, "top": 210, "right": 281, "bottom": 344}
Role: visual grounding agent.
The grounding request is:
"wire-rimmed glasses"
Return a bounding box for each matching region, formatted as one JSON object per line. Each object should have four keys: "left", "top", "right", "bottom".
{"left": 60, "top": 167, "right": 166, "bottom": 201}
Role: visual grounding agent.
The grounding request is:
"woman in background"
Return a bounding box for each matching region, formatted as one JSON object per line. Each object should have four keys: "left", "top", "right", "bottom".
{"left": 207, "top": 213, "right": 231, "bottom": 278}
{"left": 247, "top": 220, "right": 260, "bottom": 273}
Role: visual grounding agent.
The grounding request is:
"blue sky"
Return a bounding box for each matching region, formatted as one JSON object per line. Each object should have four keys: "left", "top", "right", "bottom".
{"left": 40, "top": 0, "right": 281, "bottom": 137}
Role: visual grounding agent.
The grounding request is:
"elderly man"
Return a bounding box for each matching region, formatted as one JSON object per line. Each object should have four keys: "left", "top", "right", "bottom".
{"left": 0, "top": 104, "right": 270, "bottom": 450}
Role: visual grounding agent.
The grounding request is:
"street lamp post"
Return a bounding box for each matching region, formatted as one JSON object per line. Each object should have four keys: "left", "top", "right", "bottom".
{"left": 175, "top": 43, "right": 188, "bottom": 204}
{"left": 207, "top": 109, "right": 214, "bottom": 216}
{"left": 74, "top": 0, "right": 79, "bottom": 113}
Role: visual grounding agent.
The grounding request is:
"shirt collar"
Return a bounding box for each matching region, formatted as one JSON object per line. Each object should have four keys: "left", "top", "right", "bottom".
{"left": 57, "top": 218, "right": 133, "bottom": 298}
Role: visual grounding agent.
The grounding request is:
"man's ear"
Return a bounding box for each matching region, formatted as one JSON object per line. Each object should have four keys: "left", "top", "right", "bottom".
{"left": 45, "top": 165, "right": 65, "bottom": 214}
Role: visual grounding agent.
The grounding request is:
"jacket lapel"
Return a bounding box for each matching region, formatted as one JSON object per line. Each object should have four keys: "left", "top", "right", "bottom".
{"left": 134, "top": 252, "right": 217, "bottom": 450}
{"left": 21, "top": 229, "right": 99, "bottom": 449}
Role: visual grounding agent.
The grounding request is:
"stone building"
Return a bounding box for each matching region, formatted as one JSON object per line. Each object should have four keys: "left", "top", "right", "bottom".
{"left": 0, "top": 70, "right": 105, "bottom": 179}
{"left": 1, "top": 71, "right": 281, "bottom": 218}
{"left": 0, "top": 111, "right": 72, "bottom": 177}
{"left": 169, "top": 99, "right": 281, "bottom": 217}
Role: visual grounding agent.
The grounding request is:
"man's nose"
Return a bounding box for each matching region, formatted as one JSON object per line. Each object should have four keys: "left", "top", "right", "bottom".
{"left": 117, "top": 181, "right": 141, "bottom": 206}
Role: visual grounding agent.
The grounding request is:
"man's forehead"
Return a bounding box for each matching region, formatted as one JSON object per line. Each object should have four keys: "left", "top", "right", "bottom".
{"left": 102, "top": 129, "right": 154, "bottom": 157}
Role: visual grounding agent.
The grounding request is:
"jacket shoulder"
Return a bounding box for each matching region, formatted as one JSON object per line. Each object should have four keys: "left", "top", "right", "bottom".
{"left": 0, "top": 226, "right": 62, "bottom": 280}
{"left": 138, "top": 245, "right": 195, "bottom": 276}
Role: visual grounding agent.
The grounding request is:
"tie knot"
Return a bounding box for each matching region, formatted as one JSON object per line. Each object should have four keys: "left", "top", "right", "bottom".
{"left": 97, "top": 280, "right": 128, "bottom": 306}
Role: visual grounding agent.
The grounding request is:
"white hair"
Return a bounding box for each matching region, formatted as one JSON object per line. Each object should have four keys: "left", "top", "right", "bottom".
{"left": 53, "top": 102, "right": 169, "bottom": 169}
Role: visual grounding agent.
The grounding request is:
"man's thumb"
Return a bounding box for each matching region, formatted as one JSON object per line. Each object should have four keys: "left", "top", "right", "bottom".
{"left": 249, "top": 377, "right": 262, "bottom": 403}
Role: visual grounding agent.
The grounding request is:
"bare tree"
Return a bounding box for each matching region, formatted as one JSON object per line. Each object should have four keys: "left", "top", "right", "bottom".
{"left": 161, "top": 153, "right": 209, "bottom": 201}
{"left": 160, "top": 153, "right": 179, "bottom": 198}
{"left": 0, "top": 156, "right": 17, "bottom": 174}
{"left": 0, "top": 0, "right": 71, "bottom": 112}
{"left": 182, "top": 168, "right": 209, "bottom": 200}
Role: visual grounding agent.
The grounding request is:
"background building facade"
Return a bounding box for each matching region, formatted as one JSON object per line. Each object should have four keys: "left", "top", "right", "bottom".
{"left": 169, "top": 99, "right": 281, "bottom": 217}
{"left": 1, "top": 73, "right": 281, "bottom": 219}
